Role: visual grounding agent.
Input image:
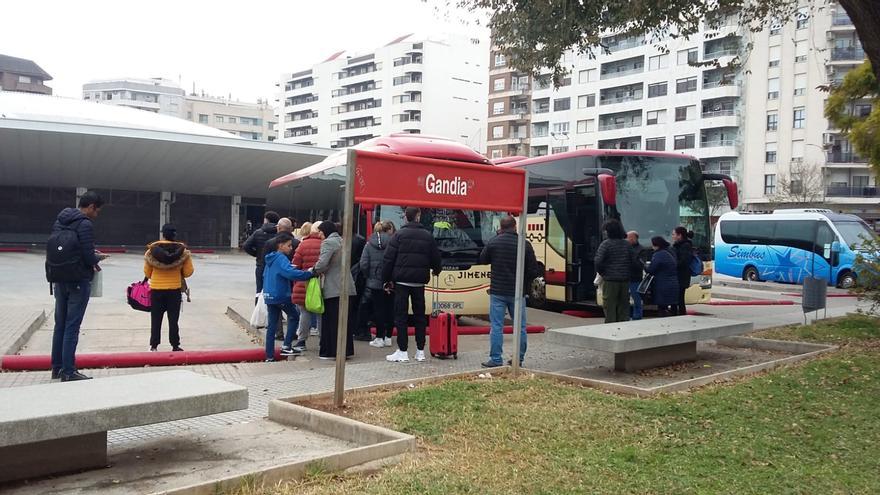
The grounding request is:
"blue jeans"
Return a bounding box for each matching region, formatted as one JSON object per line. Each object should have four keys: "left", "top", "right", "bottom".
{"left": 629, "top": 282, "right": 643, "bottom": 320}
{"left": 52, "top": 281, "right": 91, "bottom": 375}
{"left": 266, "top": 302, "right": 299, "bottom": 359}
{"left": 488, "top": 294, "right": 527, "bottom": 365}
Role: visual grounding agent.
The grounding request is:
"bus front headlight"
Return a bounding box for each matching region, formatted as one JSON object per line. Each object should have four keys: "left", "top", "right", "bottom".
{"left": 700, "top": 275, "right": 712, "bottom": 289}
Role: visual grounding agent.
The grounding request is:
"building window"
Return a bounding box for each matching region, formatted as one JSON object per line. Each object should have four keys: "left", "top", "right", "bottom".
{"left": 493, "top": 101, "right": 505, "bottom": 115}
{"left": 645, "top": 137, "right": 665, "bottom": 151}
{"left": 793, "top": 107, "right": 805, "bottom": 128}
{"left": 198, "top": 114, "right": 208, "bottom": 124}
{"left": 492, "top": 126, "right": 504, "bottom": 139}
{"left": 648, "top": 54, "right": 668, "bottom": 71}
{"left": 494, "top": 53, "right": 506, "bottom": 67}
{"left": 795, "top": 41, "right": 807, "bottom": 63}
{"left": 493, "top": 78, "right": 505, "bottom": 91}
{"left": 646, "top": 110, "right": 664, "bottom": 125}
{"left": 675, "top": 106, "right": 694, "bottom": 122}
{"left": 551, "top": 146, "right": 569, "bottom": 154}
{"left": 187, "top": 111, "right": 193, "bottom": 120}
{"left": 769, "top": 46, "right": 781, "bottom": 67}
{"left": 578, "top": 94, "right": 596, "bottom": 108}
{"left": 673, "top": 134, "right": 695, "bottom": 150}
{"left": 647, "top": 82, "right": 667, "bottom": 98}
{"left": 18, "top": 75, "right": 32, "bottom": 84}
{"left": 764, "top": 174, "right": 777, "bottom": 195}
{"left": 676, "top": 77, "right": 697, "bottom": 93}
{"left": 578, "top": 69, "right": 596, "bottom": 84}
{"left": 552, "top": 122, "right": 570, "bottom": 134}
{"left": 677, "top": 48, "right": 698, "bottom": 66}
{"left": 216, "top": 116, "right": 224, "bottom": 123}
{"left": 490, "top": 149, "right": 503, "bottom": 159}
{"left": 576, "top": 119, "right": 595, "bottom": 133}
{"left": 766, "top": 112, "right": 778, "bottom": 131}
{"left": 793, "top": 73, "right": 806, "bottom": 96}
{"left": 765, "top": 142, "right": 777, "bottom": 163}
{"left": 229, "top": 117, "right": 237, "bottom": 124}
{"left": 553, "top": 98, "right": 571, "bottom": 111}
{"left": 768, "top": 77, "right": 779, "bottom": 100}
{"left": 769, "top": 19, "right": 782, "bottom": 36}
{"left": 795, "top": 8, "right": 809, "bottom": 29}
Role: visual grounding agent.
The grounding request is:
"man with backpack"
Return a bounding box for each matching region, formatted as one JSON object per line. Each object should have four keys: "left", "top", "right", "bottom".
{"left": 243, "top": 210, "right": 280, "bottom": 299}
{"left": 45, "top": 191, "right": 107, "bottom": 382}
{"left": 479, "top": 215, "right": 539, "bottom": 368}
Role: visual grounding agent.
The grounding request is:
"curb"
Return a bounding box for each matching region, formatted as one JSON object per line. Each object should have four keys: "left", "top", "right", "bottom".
{"left": 1, "top": 310, "right": 46, "bottom": 356}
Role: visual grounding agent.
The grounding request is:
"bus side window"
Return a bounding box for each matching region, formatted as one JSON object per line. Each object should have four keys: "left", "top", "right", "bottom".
{"left": 817, "top": 224, "right": 835, "bottom": 257}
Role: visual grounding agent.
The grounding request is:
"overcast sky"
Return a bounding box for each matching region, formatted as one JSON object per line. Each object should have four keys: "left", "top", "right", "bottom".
{"left": 2, "top": 0, "right": 487, "bottom": 103}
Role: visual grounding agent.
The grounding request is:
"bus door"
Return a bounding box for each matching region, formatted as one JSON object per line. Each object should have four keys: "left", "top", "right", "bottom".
{"left": 546, "top": 184, "right": 600, "bottom": 303}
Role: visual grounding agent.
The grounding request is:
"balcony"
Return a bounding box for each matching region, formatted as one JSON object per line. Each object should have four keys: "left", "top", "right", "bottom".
{"left": 598, "top": 121, "right": 641, "bottom": 131}
{"left": 831, "top": 14, "right": 854, "bottom": 26}
{"left": 600, "top": 65, "right": 644, "bottom": 80}
{"left": 339, "top": 64, "right": 378, "bottom": 80}
{"left": 831, "top": 47, "right": 865, "bottom": 61}
{"left": 704, "top": 48, "right": 739, "bottom": 59}
{"left": 534, "top": 106, "right": 550, "bottom": 114}
{"left": 826, "top": 185, "right": 880, "bottom": 198}
{"left": 393, "top": 55, "right": 423, "bottom": 66}
{"left": 827, "top": 152, "right": 869, "bottom": 164}
{"left": 599, "top": 92, "right": 643, "bottom": 105}
{"left": 702, "top": 109, "right": 735, "bottom": 118}
{"left": 286, "top": 95, "right": 318, "bottom": 107}
{"left": 701, "top": 139, "right": 737, "bottom": 147}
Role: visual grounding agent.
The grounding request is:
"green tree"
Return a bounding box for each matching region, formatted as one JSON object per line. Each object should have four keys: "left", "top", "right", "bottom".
{"left": 461, "top": 0, "right": 880, "bottom": 83}
{"left": 825, "top": 61, "right": 880, "bottom": 172}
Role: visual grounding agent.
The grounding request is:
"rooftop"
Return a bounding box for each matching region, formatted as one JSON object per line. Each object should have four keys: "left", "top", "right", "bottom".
{"left": 0, "top": 54, "right": 52, "bottom": 80}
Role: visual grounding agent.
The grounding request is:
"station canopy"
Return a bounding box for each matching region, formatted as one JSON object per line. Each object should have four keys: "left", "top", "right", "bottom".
{"left": 0, "top": 92, "right": 332, "bottom": 198}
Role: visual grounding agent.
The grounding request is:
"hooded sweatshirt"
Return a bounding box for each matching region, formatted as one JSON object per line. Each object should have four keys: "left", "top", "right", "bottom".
{"left": 144, "top": 240, "right": 194, "bottom": 290}
{"left": 262, "top": 251, "right": 313, "bottom": 305}
{"left": 359, "top": 232, "right": 390, "bottom": 290}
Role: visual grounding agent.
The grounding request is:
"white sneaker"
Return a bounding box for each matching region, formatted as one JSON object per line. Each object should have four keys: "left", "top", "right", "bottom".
{"left": 415, "top": 350, "right": 426, "bottom": 362}
{"left": 368, "top": 338, "right": 385, "bottom": 348}
{"left": 309, "top": 327, "right": 319, "bottom": 336}
{"left": 384, "top": 337, "right": 393, "bottom": 347}
{"left": 386, "top": 349, "right": 409, "bottom": 362}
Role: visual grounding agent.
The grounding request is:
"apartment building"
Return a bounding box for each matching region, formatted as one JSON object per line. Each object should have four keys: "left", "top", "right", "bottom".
{"left": 0, "top": 54, "right": 53, "bottom": 95}
{"left": 277, "top": 33, "right": 487, "bottom": 149}
{"left": 741, "top": 3, "right": 875, "bottom": 221}
{"left": 185, "top": 95, "right": 277, "bottom": 141}
{"left": 83, "top": 77, "right": 186, "bottom": 116}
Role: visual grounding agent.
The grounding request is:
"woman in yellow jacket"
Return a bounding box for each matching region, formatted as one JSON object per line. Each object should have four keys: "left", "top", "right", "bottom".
{"left": 144, "top": 224, "right": 194, "bottom": 351}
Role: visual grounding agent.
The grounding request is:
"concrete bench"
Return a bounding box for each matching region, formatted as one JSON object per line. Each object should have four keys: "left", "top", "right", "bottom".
{"left": 547, "top": 316, "right": 753, "bottom": 372}
{"left": 0, "top": 370, "right": 248, "bottom": 483}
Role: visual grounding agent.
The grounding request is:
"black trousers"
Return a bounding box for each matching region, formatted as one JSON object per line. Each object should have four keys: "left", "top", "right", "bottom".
{"left": 350, "top": 274, "right": 367, "bottom": 337}
{"left": 254, "top": 264, "right": 265, "bottom": 303}
{"left": 319, "top": 297, "right": 355, "bottom": 359}
{"left": 394, "top": 284, "right": 426, "bottom": 352}
{"left": 150, "top": 289, "right": 182, "bottom": 347}
{"left": 675, "top": 276, "right": 689, "bottom": 315}
{"left": 357, "top": 287, "right": 394, "bottom": 339}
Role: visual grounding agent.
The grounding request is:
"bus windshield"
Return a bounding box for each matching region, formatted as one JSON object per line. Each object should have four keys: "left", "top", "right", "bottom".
{"left": 834, "top": 221, "right": 876, "bottom": 250}
{"left": 597, "top": 155, "right": 711, "bottom": 256}
{"left": 375, "top": 205, "right": 505, "bottom": 267}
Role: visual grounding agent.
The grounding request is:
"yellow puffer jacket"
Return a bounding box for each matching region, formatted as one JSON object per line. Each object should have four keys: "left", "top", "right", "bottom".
{"left": 144, "top": 241, "right": 194, "bottom": 290}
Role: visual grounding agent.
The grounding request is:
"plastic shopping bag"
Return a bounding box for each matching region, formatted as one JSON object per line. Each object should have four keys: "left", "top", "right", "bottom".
{"left": 250, "top": 292, "right": 268, "bottom": 328}
{"left": 305, "top": 278, "right": 325, "bottom": 314}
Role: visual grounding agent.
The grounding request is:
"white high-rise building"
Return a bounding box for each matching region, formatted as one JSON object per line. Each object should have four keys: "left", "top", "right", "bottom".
{"left": 277, "top": 33, "right": 487, "bottom": 150}
{"left": 741, "top": 3, "right": 873, "bottom": 220}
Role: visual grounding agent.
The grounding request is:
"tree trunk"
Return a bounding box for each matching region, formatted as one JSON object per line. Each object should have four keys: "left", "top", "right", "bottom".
{"left": 839, "top": 0, "right": 880, "bottom": 81}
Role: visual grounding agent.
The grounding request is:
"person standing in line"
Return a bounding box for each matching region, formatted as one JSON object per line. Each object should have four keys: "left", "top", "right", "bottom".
{"left": 46, "top": 191, "right": 108, "bottom": 381}
{"left": 671, "top": 226, "right": 695, "bottom": 316}
{"left": 291, "top": 221, "right": 322, "bottom": 351}
{"left": 645, "top": 236, "right": 679, "bottom": 317}
{"left": 144, "top": 224, "right": 194, "bottom": 352}
{"left": 382, "top": 207, "right": 442, "bottom": 363}
{"left": 626, "top": 230, "right": 649, "bottom": 321}
{"left": 271, "top": 217, "right": 298, "bottom": 340}
{"left": 313, "top": 221, "right": 357, "bottom": 360}
{"left": 594, "top": 219, "right": 635, "bottom": 323}
{"left": 243, "top": 210, "right": 280, "bottom": 300}
{"left": 479, "top": 215, "right": 539, "bottom": 368}
{"left": 358, "top": 222, "right": 395, "bottom": 348}
{"left": 261, "top": 233, "right": 313, "bottom": 361}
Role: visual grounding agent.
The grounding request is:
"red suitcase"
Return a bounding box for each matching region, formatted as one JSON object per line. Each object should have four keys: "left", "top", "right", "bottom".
{"left": 428, "top": 278, "right": 458, "bottom": 359}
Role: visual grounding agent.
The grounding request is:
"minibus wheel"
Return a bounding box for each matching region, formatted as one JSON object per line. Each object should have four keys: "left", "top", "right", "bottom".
{"left": 743, "top": 266, "right": 760, "bottom": 282}
{"left": 838, "top": 271, "right": 856, "bottom": 289}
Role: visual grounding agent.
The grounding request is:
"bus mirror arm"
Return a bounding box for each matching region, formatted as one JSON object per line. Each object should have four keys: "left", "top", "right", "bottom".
{"left": 702, "top": 173, "right": 739, "bottom": 210}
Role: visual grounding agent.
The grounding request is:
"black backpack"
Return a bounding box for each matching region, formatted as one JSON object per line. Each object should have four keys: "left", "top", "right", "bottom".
{"left": 45, "top": 221, "right": 91, "bottom": 283}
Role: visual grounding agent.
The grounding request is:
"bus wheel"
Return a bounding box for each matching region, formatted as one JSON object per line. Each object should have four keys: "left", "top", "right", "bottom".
{"left": 529, "top": 276, "right": 547, "bottom": 308}
{"left": 838, "top": 271, "right": 856, "bottom": 289}
{"left": 743, "top": 266, "right": 760, "bottom": 282}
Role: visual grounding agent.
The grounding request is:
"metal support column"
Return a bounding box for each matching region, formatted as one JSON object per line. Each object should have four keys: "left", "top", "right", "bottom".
{"left": 511, "top": 171, "right": 530, "bottom": 377}
{"left": 334, "top": 149, "right": 357, "bottom": 407}
{"left": 159, "top": 192, "right": 172, "bottom": 236}
{"left": 231, "top": 195, "right": 242, "bottom": 248}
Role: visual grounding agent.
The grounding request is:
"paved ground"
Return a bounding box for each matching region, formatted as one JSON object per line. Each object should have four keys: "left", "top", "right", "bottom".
{"left": 0, "top": 252, "right": 866, "bottom": 492}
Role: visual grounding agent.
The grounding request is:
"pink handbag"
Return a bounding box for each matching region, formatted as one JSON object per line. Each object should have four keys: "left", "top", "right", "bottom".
{"left": 127, "top": 278, "right": 151, "bottom": 312}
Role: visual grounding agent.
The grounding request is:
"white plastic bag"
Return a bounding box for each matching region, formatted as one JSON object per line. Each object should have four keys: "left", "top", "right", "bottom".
{"left": 593, "top": 273, "right": 603, "bottom": 287}
{"left": 249, "top": 293, "right": 268, "bottom": 328}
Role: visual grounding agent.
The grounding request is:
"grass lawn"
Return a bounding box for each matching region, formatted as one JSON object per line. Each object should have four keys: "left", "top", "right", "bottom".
{"left": 234, "top": 316, "right": 880, "bottom": 495}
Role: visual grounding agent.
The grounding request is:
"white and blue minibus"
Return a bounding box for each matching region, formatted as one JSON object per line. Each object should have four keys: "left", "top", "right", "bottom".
{"left": 714, "top": 209, "right": 876, "bottom": 288}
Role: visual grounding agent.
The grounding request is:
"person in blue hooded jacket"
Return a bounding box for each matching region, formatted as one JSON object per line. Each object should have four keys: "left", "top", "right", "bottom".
{"left": 261, "top": 233, "right": 313, "bottom": 361}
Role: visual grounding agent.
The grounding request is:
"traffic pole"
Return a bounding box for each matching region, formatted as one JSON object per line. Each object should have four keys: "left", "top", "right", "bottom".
{"left": 334, "top": 148, "right": 357, "bottom": 408}
{"left": 511, "top": 171, "right": 530, "bottom": 377}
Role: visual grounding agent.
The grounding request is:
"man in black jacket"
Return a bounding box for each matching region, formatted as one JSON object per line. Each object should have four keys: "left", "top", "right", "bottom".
{"left": 243, "top": 211, "right": 280, "bottom": 299}
{"left": 382, "top": 207, "right": 441, "bottom": 363}
{"left": 479, "top": 215, "right": 538, "bottom": 368}
{"left": 47, "top": 191, "right": 107, "bottom": 381}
